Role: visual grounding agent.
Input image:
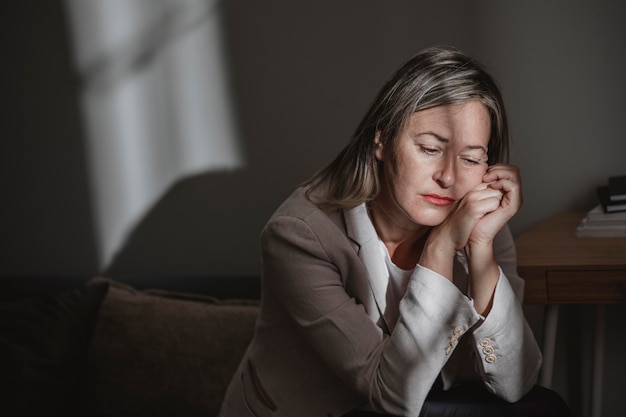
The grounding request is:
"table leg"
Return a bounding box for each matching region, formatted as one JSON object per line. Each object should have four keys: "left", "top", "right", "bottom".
{"left": 540, "top": 304, "right": 560, "bottom": 388}
{"left": 591, "top": 305, "right": 605, "bottom": 417}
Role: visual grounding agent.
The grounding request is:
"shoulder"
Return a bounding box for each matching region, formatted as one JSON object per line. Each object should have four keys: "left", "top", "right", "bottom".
{"left": 262, "top": 187, "right": 359, "bottom": 274}
{"left": 271, "top": 187, "right": 318, "bottom": 219}
{"left": 268, "top": 186, "right": 343, "bottom": 231}
{"left": 261, "top": 186, "right": 353, "bottom": 259}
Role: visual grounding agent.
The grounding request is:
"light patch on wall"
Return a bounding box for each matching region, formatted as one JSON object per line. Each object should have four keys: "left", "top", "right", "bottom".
{"left": 65, "top": 0, "right": 242, "bottom": 270}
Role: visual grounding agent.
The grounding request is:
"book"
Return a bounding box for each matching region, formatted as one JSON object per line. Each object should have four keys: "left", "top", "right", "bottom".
{"left": 596, "top": 186, "right": 626, "bottom": 213}
{"left": 608, "top": 175, "right": 626, "bottom": 202}
{"left": 576, "top": 204, "right": 626, "bottom": 237}
{"left": 585, "top": 204, "right": 626, "bottom": 222}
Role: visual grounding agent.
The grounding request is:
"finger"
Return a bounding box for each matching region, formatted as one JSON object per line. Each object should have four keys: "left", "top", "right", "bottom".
{"left": 488, "top": 179, "right": 523, "bottom": 211}
{"left": 488, "top": 178, "right": 519, "bottom": 193}
{"left": 474, "top": 196, "right": 503, "bottom": 216}
{"left": 483, "top": 169, "right": 517, "bottom": 185}
{"left": 465, "top": 185, "right": 504, "bottom": 203}
{"left": 483, "top": 164, "right": 520, "bottom": 183}
{"left": 488, "top": 178, "right": 522, "bottom": 199}
{"left": 459, "top": 189, "right": 503, "bottom": 218}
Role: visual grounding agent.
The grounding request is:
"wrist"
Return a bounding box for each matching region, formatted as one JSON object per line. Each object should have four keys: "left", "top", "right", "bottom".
{"left": 465, "top": 242, "right": 499, "bottom": 279}
{"left": 419, "top": 239, "right": 457, "bottom": 280}
{"left": 464, "top": 240, "right": 494, "bottom": 260}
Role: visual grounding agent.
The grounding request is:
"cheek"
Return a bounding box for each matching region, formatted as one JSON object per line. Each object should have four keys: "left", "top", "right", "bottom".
{"left": 396, "top": 160, "right": 431, "bottom": 191}
{"left": 458, "top": 169, "right": 486, "bottom": 192}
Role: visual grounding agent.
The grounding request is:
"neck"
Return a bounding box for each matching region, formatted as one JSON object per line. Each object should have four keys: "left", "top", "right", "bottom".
{"left": 368, "top": 200, "right": 430, "bottom": 269}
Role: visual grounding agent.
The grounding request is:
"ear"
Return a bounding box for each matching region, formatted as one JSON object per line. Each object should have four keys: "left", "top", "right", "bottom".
{"left": 374, "top": 132, "right": 384, "bottom": 161}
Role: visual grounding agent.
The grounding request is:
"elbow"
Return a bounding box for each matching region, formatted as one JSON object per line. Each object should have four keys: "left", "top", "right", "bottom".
{"left": 488, "top": 371, "right": 539, "bottom": 403}
{"left": 501, "top": 388, "right": 526, "bottom": 404}
{"left": 485, "top": 382, "right": 526, "bottom": 403}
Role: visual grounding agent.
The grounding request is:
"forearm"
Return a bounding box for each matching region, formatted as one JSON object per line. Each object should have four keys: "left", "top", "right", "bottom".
{"left": 468, "top": 272, "right": 542, "bottom": 401}
{"left": 418, "top": 233, "right": 456, "bottom": 282}
{"left": 419, "top": 237, "right": 500, "bottom": 317}
{"left": 465, "top": 243, "right": 500, "bottom": 316}
{"left": 376, "top": 266, "right": 483, "bottom": 414}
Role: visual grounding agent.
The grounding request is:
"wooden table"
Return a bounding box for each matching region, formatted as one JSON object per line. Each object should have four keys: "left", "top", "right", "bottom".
{"left": 515, "top": 211, "right": 626, "bottom": 417}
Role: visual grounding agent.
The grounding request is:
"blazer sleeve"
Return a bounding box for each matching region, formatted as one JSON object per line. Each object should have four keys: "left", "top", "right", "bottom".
{"left": 443, "top": 225, "right": 543, "bottom": 402}
{"left": 262, "top": 212, "right": 485, "bottom": 416}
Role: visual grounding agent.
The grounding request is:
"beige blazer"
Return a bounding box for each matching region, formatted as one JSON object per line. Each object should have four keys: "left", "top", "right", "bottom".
{"left": 218, "top": 187, "right": 541, "bottom": 417}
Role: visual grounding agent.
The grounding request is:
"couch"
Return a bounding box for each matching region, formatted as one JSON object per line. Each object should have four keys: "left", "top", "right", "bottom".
{"left": 1, "top": 276, "right": 571, "bottom": 417}
{"left": 1, "top": 275, "right": 261, "bottom": 417}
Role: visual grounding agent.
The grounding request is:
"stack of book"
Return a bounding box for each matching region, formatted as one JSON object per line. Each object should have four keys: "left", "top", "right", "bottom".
{"left": 576, "top": 175, "right": 626, "bottom": 237}
{"left": 596, "top": 174, "right": 626, "bottom": 213}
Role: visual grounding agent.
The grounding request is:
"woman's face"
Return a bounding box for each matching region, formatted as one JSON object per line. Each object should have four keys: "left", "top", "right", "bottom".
{"left": 374, "top": 100, "right": 491, "bottom": 230}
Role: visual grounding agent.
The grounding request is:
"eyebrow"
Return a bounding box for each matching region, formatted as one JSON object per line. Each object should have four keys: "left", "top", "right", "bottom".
{"left": 464, "top": 145, "right": 488, "bottom": 153}
{"left": 416, "top": 132, "right": 487, "bottom": 153}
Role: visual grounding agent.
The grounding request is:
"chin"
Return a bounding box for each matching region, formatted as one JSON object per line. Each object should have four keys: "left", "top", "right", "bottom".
{"left": 412, "top": 207, "right": 452, "bottom": 227}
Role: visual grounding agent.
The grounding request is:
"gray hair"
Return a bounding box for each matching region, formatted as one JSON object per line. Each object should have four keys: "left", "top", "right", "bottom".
{"left": 305, "top": 45, "right": 510, "bottom": 210}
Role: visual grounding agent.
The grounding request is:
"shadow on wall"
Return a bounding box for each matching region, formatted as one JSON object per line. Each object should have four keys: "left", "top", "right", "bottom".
{"left": 103, "top": 169, "right": 280, "bottom": 278}
{"left": 73, "top": 1, "right": 482, "bottom": 278}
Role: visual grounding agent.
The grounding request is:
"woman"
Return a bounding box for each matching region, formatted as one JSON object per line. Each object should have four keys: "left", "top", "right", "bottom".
{"left": 219, "top": 46, "right": 562, "bottom": 417}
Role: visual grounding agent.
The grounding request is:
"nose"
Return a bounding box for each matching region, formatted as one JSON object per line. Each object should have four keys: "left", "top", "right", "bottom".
{"left": 433, "top": 156, "right": 456, "bottom": 188}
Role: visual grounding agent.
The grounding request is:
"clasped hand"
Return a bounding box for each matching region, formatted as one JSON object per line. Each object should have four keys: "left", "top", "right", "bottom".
{"left": 432, "top": 163, "right": 522, "bottom": 252}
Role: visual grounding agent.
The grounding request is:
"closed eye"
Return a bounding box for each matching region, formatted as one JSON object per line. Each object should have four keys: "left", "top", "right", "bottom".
{"left": 419, "top": 145, "right": 441, "bottom": 157}
{"left": 460, "top": 154, "right": 487, "bottom": 167}
{"left": 461, "top": 157, "right": 481, "bottom": 166}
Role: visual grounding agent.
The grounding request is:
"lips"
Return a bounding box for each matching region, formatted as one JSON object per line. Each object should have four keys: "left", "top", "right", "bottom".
{"left": 422, "top": 194, "right": 456, "bottom": 206}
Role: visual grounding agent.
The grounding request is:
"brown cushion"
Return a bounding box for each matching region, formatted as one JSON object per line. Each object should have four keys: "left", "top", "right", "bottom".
{"left": 0, "top": 278, "right": 109, "bottom": 417}
{"left": 82, "top": 279, "right": 259, "bottom": 417}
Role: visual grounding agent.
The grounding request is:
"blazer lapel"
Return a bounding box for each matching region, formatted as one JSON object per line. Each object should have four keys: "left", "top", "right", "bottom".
{"left": 344, "top": 203, "right": 391, "bottom": 331}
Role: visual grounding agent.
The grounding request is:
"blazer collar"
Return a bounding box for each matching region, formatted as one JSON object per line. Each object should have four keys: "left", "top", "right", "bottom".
{"left": 344, "top": 203, "right": 391, "bottom": 331}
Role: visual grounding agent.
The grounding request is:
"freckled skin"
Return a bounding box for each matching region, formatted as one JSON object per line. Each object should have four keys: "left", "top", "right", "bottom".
{"left": 370, "top": 100, "right": 523, "bottom": 315}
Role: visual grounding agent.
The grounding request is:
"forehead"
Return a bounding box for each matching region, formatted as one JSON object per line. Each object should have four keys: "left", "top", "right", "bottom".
{"left": 402, "top": 101, "right": 491, "bottom": 148}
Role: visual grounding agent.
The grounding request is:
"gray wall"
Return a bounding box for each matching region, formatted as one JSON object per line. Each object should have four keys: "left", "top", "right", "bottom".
{"left": 2, "top": 1, "right": 625, "bottom": 416}
{"left": 477, "top": 1, "right": 626, "bottom": 234}
{"left": 1, "top": 1, "right": 97, "bottom": 276}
